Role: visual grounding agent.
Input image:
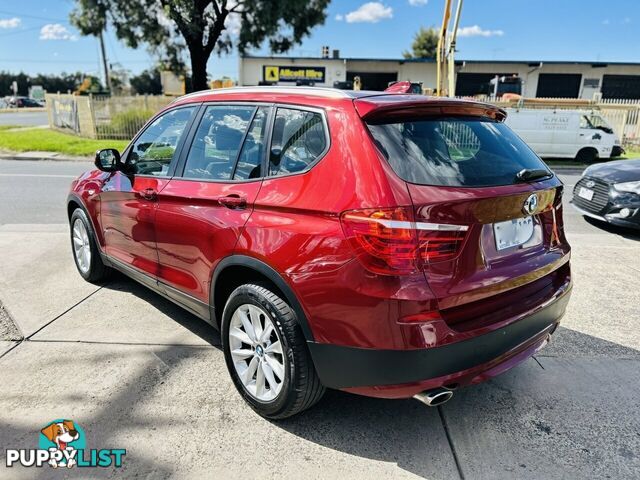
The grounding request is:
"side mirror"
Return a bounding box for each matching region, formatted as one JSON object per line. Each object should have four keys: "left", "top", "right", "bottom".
{"left": 94, "top": 148, "right": 121, "bottom": 172}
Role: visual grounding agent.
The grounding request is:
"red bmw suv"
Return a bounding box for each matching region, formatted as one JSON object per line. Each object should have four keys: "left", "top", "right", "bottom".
{"left": 68, "top": 87, "right": 572, "bottom": 418}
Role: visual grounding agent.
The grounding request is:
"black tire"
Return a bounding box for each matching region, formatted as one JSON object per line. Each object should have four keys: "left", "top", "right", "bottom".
{"left": 69, "top": 208, "right": 110, "bottom": 283}
{"left": 221, "top": 283, "right": 325, "bottom": 419}
{"left": 575, "top": 148, "right": 598, "bottom": 163}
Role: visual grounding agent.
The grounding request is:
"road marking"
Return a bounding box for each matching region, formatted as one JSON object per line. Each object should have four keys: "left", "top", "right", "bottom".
{"left": 0, "top": 173, "right": 76, "bottom": 178}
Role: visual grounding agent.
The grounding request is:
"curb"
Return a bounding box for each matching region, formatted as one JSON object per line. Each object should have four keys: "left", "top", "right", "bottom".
{"left": 0, "top": 151, "right": 90, "bottom": 162}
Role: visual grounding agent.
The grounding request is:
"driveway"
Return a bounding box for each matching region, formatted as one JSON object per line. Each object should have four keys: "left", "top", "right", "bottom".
{"left": 0, "top": 160, "right": 638, "bottom": 479}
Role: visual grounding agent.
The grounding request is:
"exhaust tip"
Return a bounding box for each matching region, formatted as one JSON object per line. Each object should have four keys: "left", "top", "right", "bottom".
{"left": 413, "top": 387, "right": 454, "bottom": 407}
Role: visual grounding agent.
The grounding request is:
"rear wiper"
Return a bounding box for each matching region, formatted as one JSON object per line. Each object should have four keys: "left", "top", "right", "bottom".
{"left": 515, "top": 168, "right": 553, "bottom": 183}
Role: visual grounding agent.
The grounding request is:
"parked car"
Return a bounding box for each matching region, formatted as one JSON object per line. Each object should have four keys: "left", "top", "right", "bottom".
{"left": 8, "top": 96, "right": 44, "bottom": 108}
{"left": 572, "top": 158, "right": 640, "bottom": 229}
{"left": 67, "top": 87, "right": 572, "bottom": 418}
{"left": 505, "top": 108, "right": 623, "bottom": 161}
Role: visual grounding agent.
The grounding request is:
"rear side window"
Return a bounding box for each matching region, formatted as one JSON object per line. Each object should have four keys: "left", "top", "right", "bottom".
{"left": 234, "top": 107, "right": 269, "bottom": 180}
{"left": 367, "top": 117, "right": 550, "bottom": 187}
{"left": 184, "top": 105, "right": 254, "bottom": 180}
{"left": 269, "top": 108, "right": 327, "bottom": 176}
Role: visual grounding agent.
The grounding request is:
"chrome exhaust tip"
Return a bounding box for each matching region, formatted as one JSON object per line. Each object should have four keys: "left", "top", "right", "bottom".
{"left": 413, "top": 387, "right": 454, "bottom": 407}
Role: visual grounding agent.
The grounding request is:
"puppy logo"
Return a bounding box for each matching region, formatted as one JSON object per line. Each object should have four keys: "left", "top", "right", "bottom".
{"left": 5, "top": 419, "right": 126, "bottom": 469}
{"left": 39, "top": 420, "right": 82, "bottom": 468}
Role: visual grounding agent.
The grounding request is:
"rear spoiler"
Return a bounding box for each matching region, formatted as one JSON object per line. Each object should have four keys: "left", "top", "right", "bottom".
{"left": 354, "top": 95, "right": 507, "bottom": 123}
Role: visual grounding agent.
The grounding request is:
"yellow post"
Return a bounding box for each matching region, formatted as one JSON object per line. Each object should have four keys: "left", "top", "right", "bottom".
{"left": 447, "top": 0, "right": 464, "bottom": 97}
{"left": 436, "top": 0, "right": 452, "bottom": 96}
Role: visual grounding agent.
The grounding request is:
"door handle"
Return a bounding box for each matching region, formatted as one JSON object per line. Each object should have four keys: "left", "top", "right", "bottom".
{"left": 140, "top": 188, "right": 157, "bottom": 201}
{"left": 218, "top": 194, "right": 247, "bottom": 209}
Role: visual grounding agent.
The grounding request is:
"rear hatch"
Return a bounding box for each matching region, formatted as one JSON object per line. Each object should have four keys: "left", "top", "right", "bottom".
{"left": 358, "top": 96, "right": 571, "bottom": 332}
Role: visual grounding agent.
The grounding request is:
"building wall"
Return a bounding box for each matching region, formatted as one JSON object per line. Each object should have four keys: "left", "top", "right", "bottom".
{"left": 240, "top": 56, "right": 640, "bottom": 99}
{"left": 240, "top": 57, "right": 346, "bottom": 87}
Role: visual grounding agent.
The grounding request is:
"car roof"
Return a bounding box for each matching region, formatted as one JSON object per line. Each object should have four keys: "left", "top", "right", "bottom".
{"left": 169, "top": 86, "right": 506, "bottom": 121}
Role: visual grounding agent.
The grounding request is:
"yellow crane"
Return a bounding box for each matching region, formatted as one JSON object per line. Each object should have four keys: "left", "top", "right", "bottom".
{"left": 436, "top": 0, "right": 464, "bottom": 97}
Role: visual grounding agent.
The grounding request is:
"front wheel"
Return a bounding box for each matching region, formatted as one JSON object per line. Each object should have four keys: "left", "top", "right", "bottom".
{"left": 70, "top": 208, "right": 110, "bottom": 283}
{"left": 576, "top": 148, "right": 598, "bottom": 163}
{"left": 222, "top": 283, "right": 325, "bottom": 419}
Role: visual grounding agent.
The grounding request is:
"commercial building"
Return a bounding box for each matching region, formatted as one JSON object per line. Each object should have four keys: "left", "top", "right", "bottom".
{"left": 239, "top": 55, "right": 640, "bottom": 99}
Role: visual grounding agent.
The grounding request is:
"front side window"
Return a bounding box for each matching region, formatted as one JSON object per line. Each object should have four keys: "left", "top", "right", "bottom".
{"left": 269, "top": 108, "right": 327, "bottom": 177}
{"left": 183, "top": 105, "right": 255, "bottom": 180}
{"left": 127, "top": 107, "right": 196, "bottom": 176}
{"left": 367, "top": 117, "right": 550, "bottom": 187}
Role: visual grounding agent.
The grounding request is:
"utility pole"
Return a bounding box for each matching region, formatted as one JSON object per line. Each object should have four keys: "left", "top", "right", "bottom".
{"left": 436, "top": 0, "right": 452, "bottom": 96}
{"left": 98, "top": 31, "right": 112, "bottom": 93}
{"left": 447, "top": 0, "right": 464, "bottom": 97}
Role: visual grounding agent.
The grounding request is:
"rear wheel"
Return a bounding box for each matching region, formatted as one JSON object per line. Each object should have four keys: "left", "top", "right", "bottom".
{"left": 70, "top": 208, "right": 110, "bottom": 283}
{"left": 575, "top": 148, "right": 598, "bottom": 163}
{"left": 222, "top": 283, "right": 325, "bottom": 419}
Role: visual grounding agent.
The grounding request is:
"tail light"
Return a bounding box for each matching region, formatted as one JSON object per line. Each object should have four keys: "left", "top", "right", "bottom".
{"left": 340, "top": 207, "right": 468, "bottom": 275}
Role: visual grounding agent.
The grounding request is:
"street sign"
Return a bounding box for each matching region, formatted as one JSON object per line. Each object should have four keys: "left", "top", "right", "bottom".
{"left": 30, "top": 86, "right": 45, "bottom": 101}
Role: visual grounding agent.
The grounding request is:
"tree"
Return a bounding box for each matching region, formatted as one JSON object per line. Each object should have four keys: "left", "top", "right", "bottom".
{"left": 0, "top": 72, "right": 85, "bottom": 95}
{"left": 71, "top": 0, "right": 331, "bottom": 92}
{"left": 130, "top": 68, "right": 163, "bottom": 95}
{"left": 403, "top": 26, "right": 439, "bottom": 59}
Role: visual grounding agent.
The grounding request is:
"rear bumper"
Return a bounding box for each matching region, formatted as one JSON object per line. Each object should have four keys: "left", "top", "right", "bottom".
{"left": 307, "top": 282, "right": 571, "bottom": 396}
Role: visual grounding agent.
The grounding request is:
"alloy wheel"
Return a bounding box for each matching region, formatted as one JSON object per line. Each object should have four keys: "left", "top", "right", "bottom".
{"left": 72, "top": 219, "right": 91, "bottom": 274}
{"left": 228, "top": 303, "right": 285, "bottom": 402}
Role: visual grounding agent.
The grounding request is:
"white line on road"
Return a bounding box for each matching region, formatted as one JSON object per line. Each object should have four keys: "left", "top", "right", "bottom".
{"left": 0, "top": 173, "right": 76, "bottom": 178}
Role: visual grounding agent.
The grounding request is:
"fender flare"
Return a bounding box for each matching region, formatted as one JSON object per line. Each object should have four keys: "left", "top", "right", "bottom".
{"left": 211, "top": 255, "right": 315, "bottom": 341}
{"left": 67, "top": 192, "right": 105, "bottom": 253}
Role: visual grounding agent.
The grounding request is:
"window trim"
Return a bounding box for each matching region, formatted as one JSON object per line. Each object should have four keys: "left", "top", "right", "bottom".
{"left": 265, "top": 104, "right": 331, "bottom": 181}
{"left": 173, "top": 101, "right": 275, "bottom": 185}
{"left": 121, "top": 104, "right": 200, "bottom": 179}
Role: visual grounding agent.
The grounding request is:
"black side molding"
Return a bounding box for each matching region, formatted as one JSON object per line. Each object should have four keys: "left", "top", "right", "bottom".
{"left": 212, "top": 255, "right": 315, "bottom": 341}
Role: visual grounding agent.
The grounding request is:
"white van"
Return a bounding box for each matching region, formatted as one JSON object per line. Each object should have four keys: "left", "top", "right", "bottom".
{"left": 504, "top": 108, "right": 622, "bottom": 162}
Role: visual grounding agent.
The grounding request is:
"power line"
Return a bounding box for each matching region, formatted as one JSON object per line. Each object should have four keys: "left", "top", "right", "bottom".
{"left": 0, "top": 25, "right": 43, "bottom": 38}
{"left": 0, "top": 9, "right": 68, "bottom": 23}
{"left": 0, "top": 58, "right": 154, "bottom": 64}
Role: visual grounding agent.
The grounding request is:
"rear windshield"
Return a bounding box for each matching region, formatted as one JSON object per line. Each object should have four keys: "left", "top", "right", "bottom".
{"left": 367, "top": 117, "right": 550, "bottom": 187}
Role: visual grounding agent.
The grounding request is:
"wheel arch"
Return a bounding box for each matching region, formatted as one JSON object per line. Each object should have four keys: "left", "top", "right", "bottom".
{"left": 67, "top": 193, "right": 84, "bottom": 220}
{"left": 576, "top": 146, "right": 599, "bottom": 162}
{"left": 211, "top": 255, "right": 314, "bottom": 341}
{"left": 67, "top": 193, "right": 105, "bottom": 252}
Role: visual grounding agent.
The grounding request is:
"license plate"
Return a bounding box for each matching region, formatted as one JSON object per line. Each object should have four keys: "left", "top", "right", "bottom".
{"left": 578, "top": 187, "right": 594, "bottom": 201}
{"left": 494, "top": 216, "right": 535, "bottom": 251}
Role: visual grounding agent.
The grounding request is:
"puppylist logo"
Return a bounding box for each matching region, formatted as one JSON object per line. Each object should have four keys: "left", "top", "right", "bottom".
{"left": 5, "top": 419, "right": 126, "bottom": 469}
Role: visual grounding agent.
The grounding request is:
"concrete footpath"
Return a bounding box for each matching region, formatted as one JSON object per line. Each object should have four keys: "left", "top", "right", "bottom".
{"left": 0, "top": 163, "right": 638, "bottom": 478}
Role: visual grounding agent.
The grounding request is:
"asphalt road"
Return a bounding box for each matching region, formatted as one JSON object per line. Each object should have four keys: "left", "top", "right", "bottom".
{"left": 0, "top": 158, "right": 638, "bottom": 479}
{"left": 0, "top": 159, "right": 634, "bottom": 236}
{"left": 0, "top": 110, "right": 48, "bottom": 126}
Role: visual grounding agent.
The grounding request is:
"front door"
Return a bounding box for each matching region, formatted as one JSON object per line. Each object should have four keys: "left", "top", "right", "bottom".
{"left": 99, "top": 105, "right": 198, "bottom": 278}
{"left": 155, "top": 104, "right": 270, "bottom": 305}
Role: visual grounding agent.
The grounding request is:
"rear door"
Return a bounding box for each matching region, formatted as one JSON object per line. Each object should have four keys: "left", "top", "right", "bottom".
{"left": 154, "top": 104, "right": 271, "bottom": 308}
{"left": 366, "top": 114, "right": 570, "bottom": 329}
